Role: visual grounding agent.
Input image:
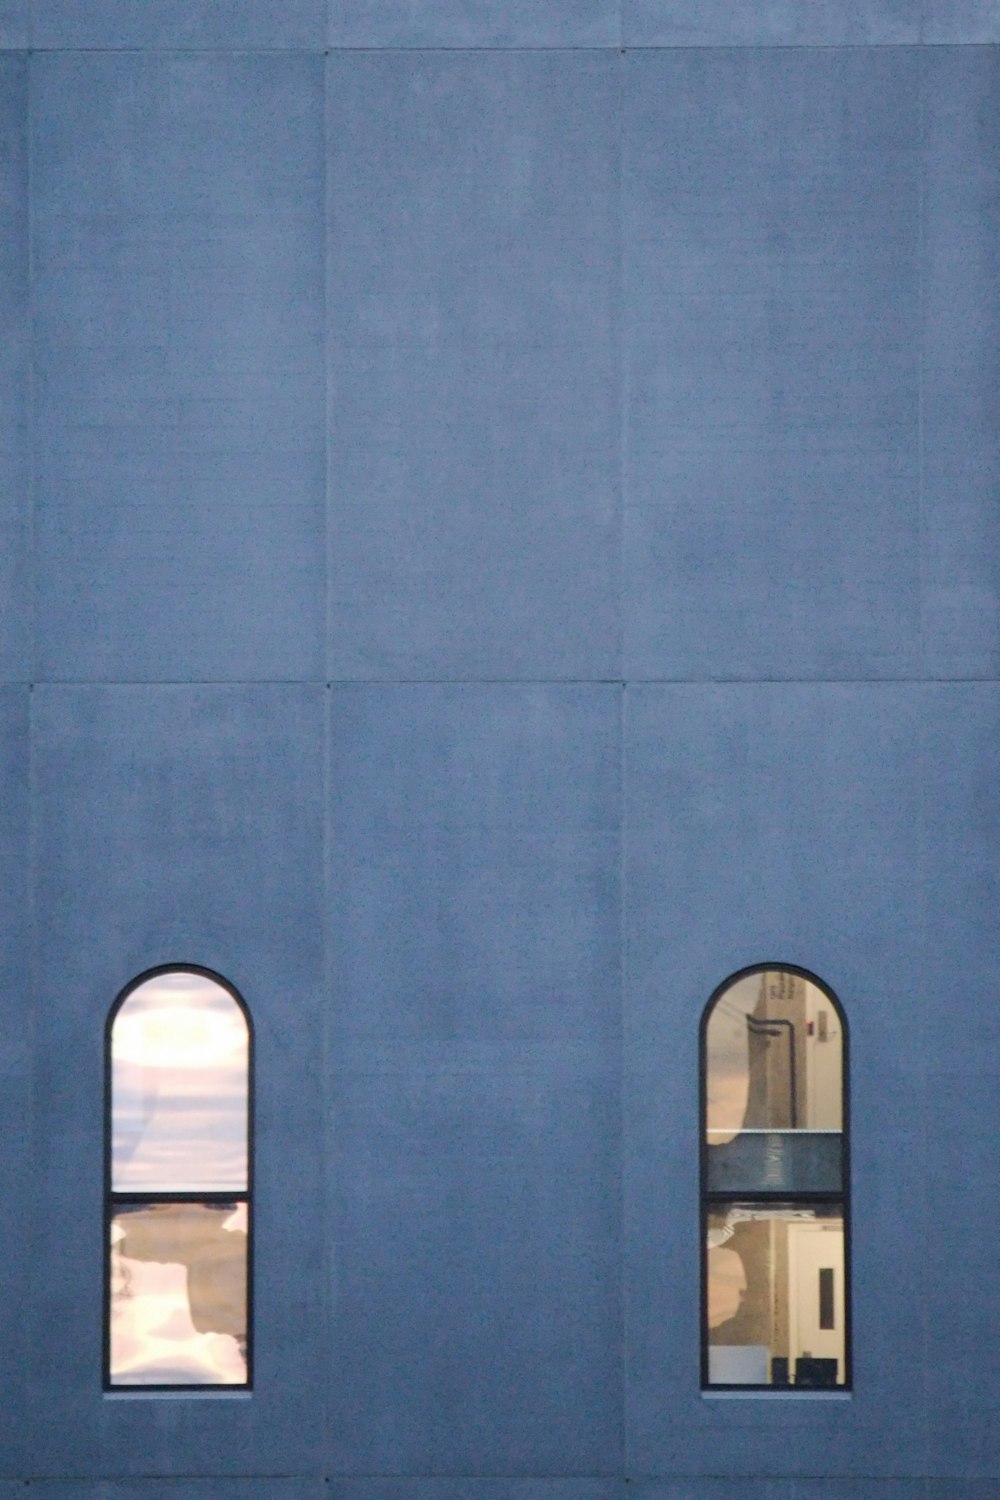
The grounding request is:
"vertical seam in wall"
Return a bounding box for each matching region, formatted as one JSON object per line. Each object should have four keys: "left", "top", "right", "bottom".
{"left": 322, "top": 678, "right": 334, "bottom": 1472}
{"left": 618, "top": 679, "right": 629, "bottom": 1475}
{"left": 324, "top": 47, "right": 333, "bottom": 689}
{"left": 321, "top": 45, "right": 334, "bottom": 1479}
{"left": 615, "top": 44, "right": 629, "bottom": 1476}
{"left": 26, "top": 45, "right": 35, "bottom": 684}
{"left": 916, "top": 45, "right": 931, "bottom": 1470}
{"left": 23, "top": 44, "right": 37, "bottom": 1463}
{"left": 917, "top": 47, "right": 927, "bottom": 681}
{"left": 25, "top": 693, "right": 38, "bottom": 1458}
{"left": 616, "top": 46, "right": 627, "bottom": 693}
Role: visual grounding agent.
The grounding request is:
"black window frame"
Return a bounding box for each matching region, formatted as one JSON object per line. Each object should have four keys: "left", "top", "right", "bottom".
{"left": 699, "top": 961, "right": 851, "bottom": 1393}
{"left": 103, "top": 962, "right": 255, "bottom": 1393}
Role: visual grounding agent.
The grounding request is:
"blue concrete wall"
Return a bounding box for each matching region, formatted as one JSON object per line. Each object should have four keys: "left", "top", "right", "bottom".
{"left": 1, "top": 6, "right": 998, "bottom": 1495}
{"left": 0, "top": 54, "right": 27, "bottom": 679}
{"left": 31, "top": 51, "right": 326, "bottom": 681}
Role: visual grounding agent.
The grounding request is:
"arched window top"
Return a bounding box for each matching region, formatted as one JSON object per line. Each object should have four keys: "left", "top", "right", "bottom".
{"left": 703, "top": 965, "right": 846, "bottom": 1147}
{"left": 109, "top": 966, "right": 251, "bottom": 1194}
{"left": 106, "top": 965, "right": 252, "bottom": 1389}
{"left": 701, "top": 965, "right": 850, "bottom": 1391}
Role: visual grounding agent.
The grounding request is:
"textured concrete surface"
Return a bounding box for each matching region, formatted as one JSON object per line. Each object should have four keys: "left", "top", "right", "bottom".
{"left": 32, "top": 52, "right": 326, "bottom": 682}
{"left": 0, "top": 688, "right": 29, "bottom": 1473}
{"left": 2, "top": 16, "right": 997, "bottom": 1498}
{"left": 27, "top": 686, "right": 326, "bottom": 1476}
{"left": 329, "top": 0, "right": 620, "bottom": 46}
{"left": 32, "top": 0, "right": 325, "bottom": 47}
{"left": 623, "top": 683, "right": 935, "bottom": 1477}
{"left": 624, "top": 48, "right": 922, "bottom": 680}
{"left": 0, "top": 0, "right": 26, "bottom": 47}
{"left": 327, "top": 684, "right": 621, "bottom": 1474}
{"left": 921, "top": 47, "right": 1000, "bottom": 676}
{"left": 327, "top": 51, "right": 619, "bottom": 679}
{"left": 624, "top": 0, "right": 921, "bottom": 45}
{"left": 0, "top": 55, "right": 27, "bottom": 679}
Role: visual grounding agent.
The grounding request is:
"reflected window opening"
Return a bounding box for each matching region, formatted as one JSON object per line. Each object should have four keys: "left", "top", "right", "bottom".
{"left": 104, "top": 966, "right": 253, "bottom": 1391}
{"left": 701, "top": 965, "right": 850, "bottom": 1391}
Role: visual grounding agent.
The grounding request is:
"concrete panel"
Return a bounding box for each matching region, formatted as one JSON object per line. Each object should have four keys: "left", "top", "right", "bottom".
{"left": 623, "top": 684, "right": 930, "bottom": 1478}
{"left": 328, "top": 684, "right": 621, "bottom": 1474}
{"left": 919, "top": 685, "right": 1000, "bottom": 1068}
{"left": 623, "top": 49, "right": 921, "bottom": 681}
{"left": 32, "top": 0, "right": 325, "bottom": 48}
{"left": 925, "top": 1418, "right": 1000, "bottom": 1487}
{"left": 0, "top": 688, "right": 29, "bottom": 1476}
{"left": 628, "top": 1484, "right": 790, "bottom": 1500}
{"left": 624, "top": 0, "right": 918, "bottom": 44}
{"left": 328, "top": 52, "right": 619, "bottom": 680}
{"left": 32, "top": 1486, "right": 326, "bottom": 1499}
{"left": 0, "top": 1, "right": 26, "bottom": 46}
{"left": 628, "top": 1486, "right": 933, "bottom": 1500}
{"left": 329, "top": 684, "right": 620, "bottom": 1043}
{"left": 921, "top": 49, "right": 1000, "bottom": 676}
{"left": 923, "top": 2, "right": 1000, "bottom": 41}
{"left": 0, "top": 55, "right": 28, "bottom": 680}
{"left": 922, "top": 1183, "right": 998, "bottom": 1416}
{"left": 924, "top": 1483, "right": 1000, "bottom": 1500}
{"left": 28, "top": 685, "right": 326, "bottom": 1476}
{"left": 32, "top": 53, "right": 325, "bottom": 682}
{"left": 788, "top": 1486, "right": 941, "bottom": 1499}
{"left": 328, "top": 0, "right": 620, "bottom": 46}
{"left": 919, "top": 685, "right": 1000, "bottom": 1474}
{"left": 328, "top": 1488, "right": 623, "bottom": 1500}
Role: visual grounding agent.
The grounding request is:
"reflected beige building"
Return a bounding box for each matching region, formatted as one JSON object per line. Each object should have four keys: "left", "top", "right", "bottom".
{"left": 704, "top": 967, "right": 847, "bottom": 1388}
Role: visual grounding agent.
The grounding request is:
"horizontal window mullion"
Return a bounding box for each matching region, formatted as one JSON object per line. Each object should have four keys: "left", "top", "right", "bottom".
{"left": 109, "top": 1190, "right": 249, "bottom": 1206}
{"left": 703, "top": 1190, "right": 847, "bottom": 1205}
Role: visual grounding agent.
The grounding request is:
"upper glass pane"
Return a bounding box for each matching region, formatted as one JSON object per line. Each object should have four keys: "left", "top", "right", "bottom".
{"left": 705, "top": 968, "right": 843, "bottom": 1146}
{"left": 111, "top": 970, "right": 249, "bottom": 1192}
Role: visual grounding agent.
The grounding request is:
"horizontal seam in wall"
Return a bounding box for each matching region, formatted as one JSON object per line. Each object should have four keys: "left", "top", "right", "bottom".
{"left": 13, "top": 42, "right": 1000, "bottom": 54}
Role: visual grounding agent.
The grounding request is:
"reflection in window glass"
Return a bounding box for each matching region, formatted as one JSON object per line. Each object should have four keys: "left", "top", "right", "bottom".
{"left": 106, "top": 968, "right": 252, "bottom": 1389}
{"left": 110, "top": 1202, "right": 248, "bottom": 1385}
{"left": 705, "top": 969, "right": 843, "bottom": 1142}
{"left": 702, "top": 967, "right": 849, "bottom": 1389}
{"left": 707, "top": 1203, "right": 845, "bottom": 1387}
{"left": 111, "top": 970, "right": 248, "bottom": 1192}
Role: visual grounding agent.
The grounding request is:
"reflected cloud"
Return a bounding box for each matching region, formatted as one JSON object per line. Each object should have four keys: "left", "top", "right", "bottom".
{"left": 111, "top": 973, "right": 248, "bottom": 1192}
{"left": 110, "top": 1202, "right": 247, "bottom": 1386}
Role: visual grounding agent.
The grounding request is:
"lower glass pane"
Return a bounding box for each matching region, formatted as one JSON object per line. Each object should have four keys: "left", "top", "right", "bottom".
{"left": 706, "top": 1201, "right": 846, "bottom": 1387}
{"left": 109, "top": 1200, "right": 248, "bottom": 1386}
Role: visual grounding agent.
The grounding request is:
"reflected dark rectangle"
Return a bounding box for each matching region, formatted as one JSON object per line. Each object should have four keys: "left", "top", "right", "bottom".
{"left": 819, "top": 1266, "right": 835, "bottom": 1329}
{"left": 706, "top": 1130, "right": 843, "bottom": 1194}
{"left": 796, "top": 1356, "right": 838, "bottom": 1388}
{"left": 109, "top": 1200, "right": 248, "bottom": 1386}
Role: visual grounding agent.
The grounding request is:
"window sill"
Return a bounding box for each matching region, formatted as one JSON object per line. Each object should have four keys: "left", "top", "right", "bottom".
{"left": 702, "top": 1388, "right": 852, "bottom": 1400}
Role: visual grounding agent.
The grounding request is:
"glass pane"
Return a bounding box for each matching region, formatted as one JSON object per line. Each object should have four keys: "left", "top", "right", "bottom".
{"left": 705, "top": 1129, "right": 843, "bottom": 1194}
{"left": 109, "top": 1201, "right": 248, "bottom": 1386}
{"left": 705, "top": 970, "right": 843, "bottom": 1172}
{"left": 706, "top": 1202, "right": 846, "bottom": 1387}
{"left": 111, "top": 971, "right": 248, "bottom": 1192}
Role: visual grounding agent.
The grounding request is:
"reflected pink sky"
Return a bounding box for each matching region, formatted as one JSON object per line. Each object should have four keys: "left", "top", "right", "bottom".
{"left": 112, "top": 971, "right": 248, "bottom": 1192}
{"left": 110, "top": 1203, "right": 247, "bottom": 1385}
{"left": 109, "top": 971, "right": 250, "bottom": 1384}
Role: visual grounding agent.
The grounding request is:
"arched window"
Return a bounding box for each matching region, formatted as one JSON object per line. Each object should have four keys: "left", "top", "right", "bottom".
{"left": 701, "top": 965, "right": 849, "bottom": 1390}
{"left": 105, "top": 966, "right": 252, "bottom": 1388}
